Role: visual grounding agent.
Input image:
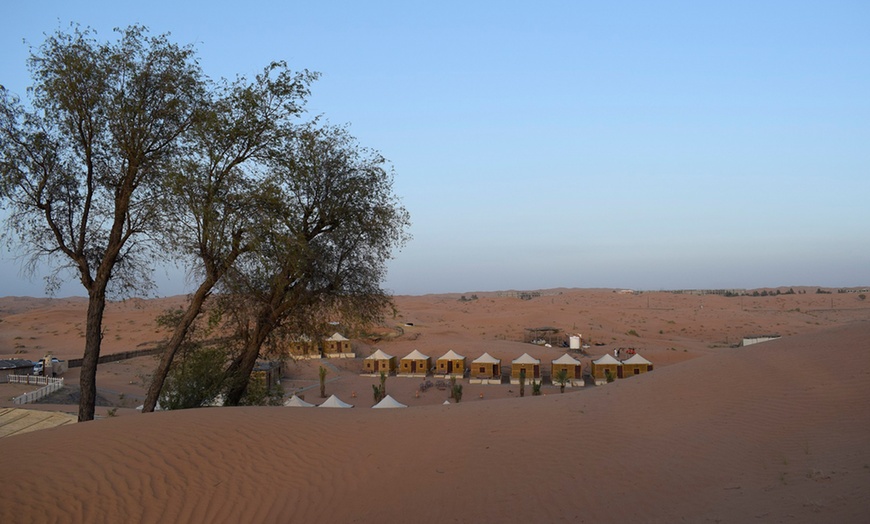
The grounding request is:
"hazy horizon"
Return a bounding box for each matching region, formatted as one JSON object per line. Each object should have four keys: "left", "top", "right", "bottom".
{"left": 2, "top": 1, "right": 868, "bottom": 297}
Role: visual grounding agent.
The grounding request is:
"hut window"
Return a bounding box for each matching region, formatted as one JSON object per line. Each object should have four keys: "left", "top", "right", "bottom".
{"left": 479, "top": 367, "right": 486, "bottom": 374}
{"left": 634, "top": 368, "right": 640, "bottom": 375}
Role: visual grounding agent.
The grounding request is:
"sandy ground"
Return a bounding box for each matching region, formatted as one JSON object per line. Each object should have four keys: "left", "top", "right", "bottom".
{"left": 0, "top": 288, "right": 869, "bottom": 522}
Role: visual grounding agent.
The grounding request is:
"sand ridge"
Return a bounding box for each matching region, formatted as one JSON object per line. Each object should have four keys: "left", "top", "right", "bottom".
{"left": 1, "top": 319, "right": 869, "bottom": 522}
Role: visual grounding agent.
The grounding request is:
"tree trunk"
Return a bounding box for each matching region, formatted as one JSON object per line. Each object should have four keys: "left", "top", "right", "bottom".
{"left": 141, "top": 281, "right": 214, "bottom": 412}
{"left": 223, "top": 319, "right": 272, "bottom": 406}
{"left": 79, "top": 287, "right": 108, "bottom": 422}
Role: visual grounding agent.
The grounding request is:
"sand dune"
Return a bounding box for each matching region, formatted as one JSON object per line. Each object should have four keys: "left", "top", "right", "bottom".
{"left": 1, "top": 320, "right": 868, "bottom": 523}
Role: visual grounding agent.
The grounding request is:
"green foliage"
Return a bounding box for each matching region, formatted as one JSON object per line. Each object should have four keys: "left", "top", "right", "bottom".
{"left": 553, "top": 368, "right": 569, "bottom": 393}
{"left": 519, "top": 368, "right": 526, "bottom": 397}
{"left": 159, "top": 345, "right": 227, "bottom": 410}
{"left": 319, "top": 365, "right": 328, "bottom": 398}
{"left": 452, "top": 384, "right": 463, "bottom": 403}
{"left": 238, "top": 374, "right": 284, "bottom": 406}
{"left": 627, "top": 329, "right": 639, "bottom": 337}
{"left": 605, "top": 369, "right": 615, "bottom": 383}
{"left": 532, "top": 379, "right": 542, "bottom": 396}
{"left": 372, "top": 383, "right": 385, "bottom": 403}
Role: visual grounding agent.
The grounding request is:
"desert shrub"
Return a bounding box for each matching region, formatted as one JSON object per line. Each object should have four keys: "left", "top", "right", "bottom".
{"left": 532, "top": 379, "right": 542, "bottom": 396}
{"left": 627, "top": 329, "right": 639, "bottom": 337}
{"left": 159, "top": 345, "right": 227, "bottom": 410}
{"left": 554, "top": 368, "right": 569, "bottom": 393}
{"left": 452, "top": 384, "right": 463, "bottom": 403}
{"left": 605, "top": 369, "right": 615, "bottom": 383}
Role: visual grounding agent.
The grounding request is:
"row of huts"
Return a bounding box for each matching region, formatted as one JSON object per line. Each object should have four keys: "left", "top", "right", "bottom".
{"left": 360, "top": 349, "right": 653, "bottom": 386}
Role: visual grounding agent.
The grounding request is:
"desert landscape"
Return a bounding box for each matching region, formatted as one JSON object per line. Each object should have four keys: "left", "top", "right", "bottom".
{"left": 1, "top": 287, "right": 869, "bottom": 522}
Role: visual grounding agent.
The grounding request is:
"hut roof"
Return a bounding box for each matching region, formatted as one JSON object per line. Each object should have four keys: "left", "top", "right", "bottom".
{"left": 326, "top": 332, "right": 348, "bottom": 341}
{"left": 318, "top": 395, "right": 354, "bottom": 408}
{"left": 401, "top": 349, "right": 430, "bottom": 361}
{"left": 592, "top": 354, "right": 622, "bottom": 366}
{"left": 365, "top": 349, "right": 394, "bottom": 360}
{"left": 283, "top": 395, "right": 315, "bottom": 407}
{"left": 622, "top": 353, "right": 652, "bottom": 365}
{"left": 372, "top": 395, "right": 408, "bottom": 409}
{"left": 552, "top": 353, "right": 582, "bottom": 365}
{"left": 437, "top": 349, "right": 465, "bottom": 361}
{"left": 472, "top": 352, "right": 500, "bottom": 364}
{"left": 512, "top": 353, "right": 540, "bottom": 365}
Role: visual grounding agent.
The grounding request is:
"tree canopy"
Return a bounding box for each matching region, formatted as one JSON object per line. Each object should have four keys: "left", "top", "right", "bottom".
{"left": 1, "top": 24, "right": 409, "bottom": 419}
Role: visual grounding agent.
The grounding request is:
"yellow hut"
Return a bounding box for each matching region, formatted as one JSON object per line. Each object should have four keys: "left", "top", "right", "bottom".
{"left": 510, "top": 353, "right": 541, "bottom": 385}
{"left": 591, "top": 354, "right": 621, "bottom": 385}
{"left": 434, "top": 349, "right": 466, "bottom": 378}
{"left": 470, "top": 353, "right": 501, "bottom": 384}
{"left": 362, "top": 349, "right": 397, "bottom": 376}
{"left": 398, "top": 349, "right": 432, "bottom": 377}
{"left": 621, "top": 353, "right": 653, "bottom": 377}
{"left": 286, "top": 336, "right": 320, "bottom": 359}
{"left": 323, "top": 332, "right": 355, "bottom": 358}
{"left": 551, "top": 353, "right": 584, "bottom": 387}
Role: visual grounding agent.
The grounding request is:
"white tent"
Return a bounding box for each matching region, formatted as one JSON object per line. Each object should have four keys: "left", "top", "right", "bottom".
{"left": 472, "top": 352, "right": 500, "bottom": 364}
{"left": 402, "top": 349, "right": 430, "bottom": 361}
{"left": 318, "top": 394, "right": 354, "bottom": 408}
{"left": 365, "top": 349, "right": 394, "bottom": 361}
{"left": 372, "top": 395, "right": 408, "bottom": 409}
{"left": 512, "top": 353, "right": 541, "bottom": 365}
{"left": 438, "top": 349, "right": 465, "bottom": 361}
{"left": 592, "top": 354, "right": 622, "bottom": 366}
{"left": 552, "top": 353, "right": 582, "bottom": 365}
{"left": 622, "top": 353, "right": 652, "bottom": 365}
{"left": 442, "top": 399, "right": 451, "bottom": 405}
{"left": 284, "top": 394, "right": 315, "bottom": 407}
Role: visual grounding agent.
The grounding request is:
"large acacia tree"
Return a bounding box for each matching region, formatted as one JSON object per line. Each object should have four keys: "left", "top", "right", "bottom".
{"left": 0, "top": 26, "right": 203, "bottom": 421}
{"left": 140, "top": 63, "right": 317, "bottom": 413}
{"left": 219, "top": 124, "right": 410, "bottom": 405}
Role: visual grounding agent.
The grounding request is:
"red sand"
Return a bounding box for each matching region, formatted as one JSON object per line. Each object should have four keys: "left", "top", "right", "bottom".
{"left": 1, "top": 289, "right": 869, "bottom": 522}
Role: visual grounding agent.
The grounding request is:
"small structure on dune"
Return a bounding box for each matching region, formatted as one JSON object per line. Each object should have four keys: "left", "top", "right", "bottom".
{"left": 398, "top": 349, "right": 432, "bottom": 378}
{"left": 362, "top": 349, "right": 397, "bottom": 376}
{"left": 551, "top": 353, "right": 584, "bottom": 387}
{"left": 525, "top": 326, "right": 562, "bottom": 346}
{"left": 591, "top": 354, "right": 622, "bottom": 385}
{"left": 470, "top": 353, "right": 502, "bottom": 384}
{"left": 742, "top": 334, "right": 781, "bottom": 347}
{"left": 621, "top": 353, "right": 653, "bottom": 376}
{"left": 511, "top": 353, "right": 541, "bottom": 384}
{"left": 283, "top": 394, "right": 315, "bottom": 407}
{"left": 434, "top": 349, "right": 466, "bottom": 378}
{"left": 323, "top": 332, "right": 355, "bottom": 358}
{"left": 372, "top": 394, "right": 407, "bottom": 409}
{"left": 318, "top": 394, "right": 354, "bottom": 408}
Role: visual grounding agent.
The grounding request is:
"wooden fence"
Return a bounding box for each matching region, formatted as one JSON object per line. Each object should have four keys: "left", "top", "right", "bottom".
{"left": 67, "top": 347, "right": 162, "bottom": 368}
{"left": 8, "top": 375, "right": 65, "bottom": 405}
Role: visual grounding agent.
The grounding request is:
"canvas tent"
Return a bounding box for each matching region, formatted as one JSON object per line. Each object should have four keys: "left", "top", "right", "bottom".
{"left": 511, "top": 353, "right": 541, "bottom": 384}
{"left": 435, "top": 349, "right": 466, "bottom": 378}
{"left": 399, "top": 349, "right": 431, "bottom": 377}
{"left": 318, "top": 395, "right": 353, "bottom": 408}
{"left": 621, "top": 353, "right": 653, "bottom": 376}
{"left": 362, "top": 349, "right": 397, "bottom": 376}
{"left": 470, "top": 353, "right": 501, "bottom": 384}
{"left": 284, "top": 395, "right": 315, "bottom": 407}
{"left": 372, "top": 395, "right": 407, "bottom": 409}
{"left": 591, "top": 354, "right": 622, "bottom": 385}
{"left": 551, "top": 353, "right": 584, "bottom": 387}
{"left": 323, "top": 332, "right": 355, "bottom": 358}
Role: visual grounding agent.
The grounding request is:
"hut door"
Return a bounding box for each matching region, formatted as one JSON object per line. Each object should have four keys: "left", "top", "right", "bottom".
{"left": 533, "top": 365, "right": 540, "bottom": 378}
{"left": 447, "top": 361, "right": 453, "bottom": 373}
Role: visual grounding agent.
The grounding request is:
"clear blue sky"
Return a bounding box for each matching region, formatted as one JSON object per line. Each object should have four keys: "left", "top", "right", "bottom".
{"left": 1, "top": 1, "right": 868, "bottom": 296}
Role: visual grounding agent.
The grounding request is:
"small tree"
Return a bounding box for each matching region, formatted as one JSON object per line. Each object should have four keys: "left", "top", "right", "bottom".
{"left": 532, "top": 379, "right": 542, "bottom": 396}
{"left": 319, "top": 365, "right": 328, "bottom": 398}
{"left": 554, "top": 368, "right": 569, "bottom": 393}
{"left": 605, "top": 369, "right": 615, "bottom": 383}
{"left": 449, "top": 375, "right": 457, "bottom": 399}
{"left": 452, "top": 383, "right": 463, "bottom": 403}
{"left": 379, "top": 371, "right": 387, "bottom": 398}
{"left": 519, "top": 368, "right": 526, "bottom": 397}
